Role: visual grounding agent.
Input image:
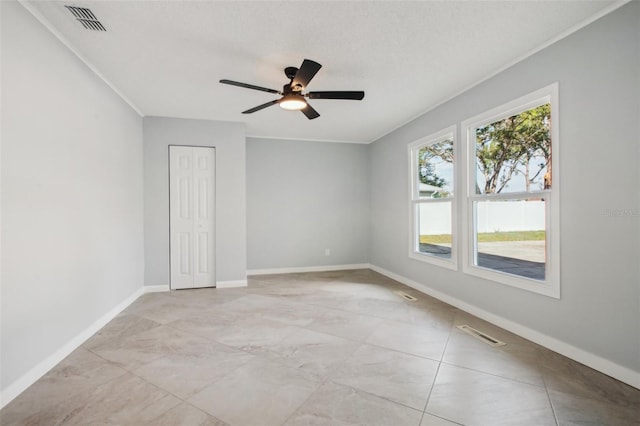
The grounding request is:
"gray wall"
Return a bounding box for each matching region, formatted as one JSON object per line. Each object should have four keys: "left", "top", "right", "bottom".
{"left": 2, "top": 0, "right": 637, "bottom": 399}
{"left": 247, "top": 138, "right": 369, "bottom": 270}
{"left": 1, "top": 1, "right": 144, "bottom": 392}
{"left": 369, "top": 2, "right": 639, "bottom": 373}
{"left": 143, "top": 117, "right": 246, "bottom": 284}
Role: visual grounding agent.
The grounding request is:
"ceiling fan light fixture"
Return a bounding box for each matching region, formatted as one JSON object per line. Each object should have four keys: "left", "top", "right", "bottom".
{"left": 279, "top": 94, "right": 307, "bottom": 111}
{"left": 220, "top": 59, "right": 365, "bottom": 119}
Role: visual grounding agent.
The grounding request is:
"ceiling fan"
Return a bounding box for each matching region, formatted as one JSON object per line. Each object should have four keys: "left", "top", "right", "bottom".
{"left": 220, "top": 59, "right": 365, "bottom": 120}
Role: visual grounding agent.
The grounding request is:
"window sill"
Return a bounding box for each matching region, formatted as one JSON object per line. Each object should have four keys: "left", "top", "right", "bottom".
{"left": 462, "top": 262, "right": 560, "bottom": 298}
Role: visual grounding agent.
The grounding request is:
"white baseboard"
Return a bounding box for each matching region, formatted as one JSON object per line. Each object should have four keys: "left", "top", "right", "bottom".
{"left": 217, "top": 279, "right": 248, "bottom": 288}
{"left": 0, "top": 286, "right": 146, "bottom": 409}
{"left": 247, "top": 263, "right": 369, "bottom": 276}
{"left": 145, "top": 282, "right": 248, "bottom": 290}
{"left": 143, "top": 284, "right": 170, "bottom": 293}
{"left": 369, "top": 264, "right": 640, "bottom": 390}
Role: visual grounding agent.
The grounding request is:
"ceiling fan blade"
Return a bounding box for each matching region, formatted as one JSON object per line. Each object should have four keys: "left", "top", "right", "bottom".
{"left": 220, "top": 79, "right": 280, "bottom": 94}
{"left": 301, "top": 103, "right": 320, "bottom": 120}
{"left": 307, "top": 91, "right": 365, "bottom": 100}
{"left": 291, "top": 59, "right": 322, "bottom": 89}
{"left": 242, "top": 99, "right": 279, "bottom": 114}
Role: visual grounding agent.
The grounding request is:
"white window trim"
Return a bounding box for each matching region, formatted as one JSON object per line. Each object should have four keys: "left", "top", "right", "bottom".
{"left": 408, "top": 125, "right": 458, "bottom": 270}
{"left": 461, "top": 83, "right": 560, "bottom": 298}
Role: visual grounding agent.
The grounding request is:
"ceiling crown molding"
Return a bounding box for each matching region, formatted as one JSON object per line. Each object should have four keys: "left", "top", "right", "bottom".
{"left": 18, "top": 0, "right": 144, "bottom": 117}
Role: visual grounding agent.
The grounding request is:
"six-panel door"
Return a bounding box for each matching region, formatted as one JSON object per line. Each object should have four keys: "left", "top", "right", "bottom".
{"left": 169, "top": 146, "right": 215, "bottom": 289}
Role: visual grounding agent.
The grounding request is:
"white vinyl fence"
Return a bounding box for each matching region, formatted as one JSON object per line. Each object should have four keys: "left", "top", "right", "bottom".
{"left": 419, "top": 200, "right": 545, "bottom": 235}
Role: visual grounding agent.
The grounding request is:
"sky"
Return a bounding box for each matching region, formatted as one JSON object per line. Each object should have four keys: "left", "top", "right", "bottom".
{"left": 427, "top": 152, "right": 548, "bottom": 195}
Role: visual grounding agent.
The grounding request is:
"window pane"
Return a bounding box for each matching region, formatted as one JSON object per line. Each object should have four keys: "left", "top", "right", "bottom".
{"left": 418, "top": 138, "right": 454, "bottom": 198}
{"left": 475, "top": 104, "right": 551, "bottom": 194}
{"left": 417, "top": 202, "right": 452, "bottom": 259}
{"left": 474, "top": 198, "right": 545, "bottom": 280}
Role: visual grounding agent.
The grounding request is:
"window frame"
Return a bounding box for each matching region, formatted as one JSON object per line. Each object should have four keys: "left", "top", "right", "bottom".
{"left": 408, "top": 125, "right": 458, "bottom": 270}
{"left": 461, "top": 83, "right": 560, "bottom": 298}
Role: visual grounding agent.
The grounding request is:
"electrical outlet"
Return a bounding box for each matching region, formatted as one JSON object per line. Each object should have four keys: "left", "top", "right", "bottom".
{"left": 324, "top": 248, "right": 331, "bottom": 256}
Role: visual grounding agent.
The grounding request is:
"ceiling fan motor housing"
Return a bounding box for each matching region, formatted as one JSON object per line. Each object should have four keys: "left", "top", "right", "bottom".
{"left": 284, "top": 66, "right": 299, "bottom": 81}
{"left": 283, "top": 83, "right": 302, "bottom": 94}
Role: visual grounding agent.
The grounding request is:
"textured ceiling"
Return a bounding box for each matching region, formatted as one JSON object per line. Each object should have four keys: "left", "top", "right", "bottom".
{"left": 23, "top": 0, "right": 619, "bottom": 143}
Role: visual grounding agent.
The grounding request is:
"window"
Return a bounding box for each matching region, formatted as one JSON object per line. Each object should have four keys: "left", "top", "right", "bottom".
{"left": 462, "top": 84, "right": 559, "bottom": 297}
{"left": 409, "top": 126, "right": 457, "bottom": 269}
{"left": 407, "top": 85, "right": 559, "bottom": 297}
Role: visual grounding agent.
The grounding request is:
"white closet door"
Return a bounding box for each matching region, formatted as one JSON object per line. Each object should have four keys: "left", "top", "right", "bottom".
{"left": 170, "top": 146, "right": 215, "bottom": 289}
{"left": 192, "top": 148, "right": 215, "bottom": 287}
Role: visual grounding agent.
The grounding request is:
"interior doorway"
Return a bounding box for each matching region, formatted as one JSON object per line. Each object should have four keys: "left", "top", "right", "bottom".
{"left": 169, "top": 145, "right": 216, "bottom": 289}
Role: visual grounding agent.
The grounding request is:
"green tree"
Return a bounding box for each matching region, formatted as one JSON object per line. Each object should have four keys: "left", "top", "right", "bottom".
{"left": 419, "top": 161, "right": 446, "bottom": 187}
{"left": 475, "top": 104, "right": 551, "bottom": 194}
{"left": 418, "top": 139, "right": 453, "bottom": 190}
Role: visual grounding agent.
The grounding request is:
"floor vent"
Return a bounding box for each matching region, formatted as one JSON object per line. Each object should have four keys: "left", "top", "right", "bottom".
{"left": 65, "top": 6, "right": 106, "bottom": 31}
{"left": 456, "top": 325, "right": 506, "bottom": 347}
{"left": 394, "top": 291, "right": 417, "bottom": 301}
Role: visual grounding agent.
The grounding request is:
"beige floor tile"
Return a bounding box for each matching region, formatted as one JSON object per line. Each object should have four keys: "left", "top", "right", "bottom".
{"left": 314, "top": 281, "right": 403, "bottom": 302}
{"left": 165, "top": 286, "right": 249, "bottom": 305}
{"left": 283, "top": 381, "right": 423, "bottom": 426}
{"left": 333, "top": 293, "right": 455, "bottom": 329}
{"left": 243, "top": 280, "right": 330, "bottom": 298}
{"left": 330, "top": 296, "right": 413, "bottom": 320}
{"left": 219, "top": 294, "right": 328, "bottom": 326}
{"left": 420, "top": 413, "right": 461, "bottom": 425}
{"left": 123, "top": 293, "right": 205, "bottom": 324}
{"left": 165, "top": 314, "right": 235, "bottom": 339}
{"left": 188, "top": 357, "right": 322, "bottom": 426}
{"left": 63, "top": 373, "right": 181, "bottom": 425}
{"left": 145, "top": 402, "right": 228, "bottom": 425}
{"left": 393, "top": 302, "right": 457, "bottom": 328}
{"left": 88, "top": 324, "right": 222, "bottom": 370}
{"left": 2, "top": 269, "right": 638, "bottom": 426}
{"left": 168, "top": 314, "right": 299, "bottom": 352}
{"left": 540, "top": 349, "right": 640, "bottom": 408}
{"left": 366, "top": 318, "right": 451, "bottom": 361}
{"left": 133, "top": 341, "right": 255, "bottom": 399}
{"left": 0, "top": 348, "right": 128, "bottom": 425}
{"left": 548, "top": 389, "right": 640, "bottom": 426}
{"left": 331, "top": 343, "right": 439, "bottom": 410}
{"left": 442, "top": 325, "right": 545, "bottom": 386}
{"left": 305, "top": 308, "right": 383, "bottom": 342}
{"left": 293, "top": 289, "right": 359, "bottom": 309}
{"left": 83, "top": 313, "right": 162, "bottom": 350}
{"left": 426, "top": 363, "right": 556, "bottom": 426}
{"left": 260, "top": 327, "right": 361, "bottom": 376}
{"left": 3, "top": 373, "right": 180, "bottom": 426}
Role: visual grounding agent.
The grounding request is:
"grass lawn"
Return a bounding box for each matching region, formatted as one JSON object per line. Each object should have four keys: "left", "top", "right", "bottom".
{"left": 420, "top": 230, "right": 545, "bottom": 244}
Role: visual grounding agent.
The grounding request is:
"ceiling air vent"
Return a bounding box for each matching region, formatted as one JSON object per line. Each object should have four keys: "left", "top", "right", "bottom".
{"left": 65, "top": 6, "right": 106, "bottom": 31}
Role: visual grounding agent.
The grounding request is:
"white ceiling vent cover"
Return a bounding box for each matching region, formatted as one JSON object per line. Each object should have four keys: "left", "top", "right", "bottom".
{"left": 456, "top": 325, "right": 506, "bottom": 347}
{"left": 65, "top": 6, "right": 106, "bottom": 31}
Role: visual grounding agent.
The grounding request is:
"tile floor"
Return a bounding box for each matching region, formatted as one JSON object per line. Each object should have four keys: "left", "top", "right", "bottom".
{"left": 2, "top": 269, "right": 639, "bottom": 425}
